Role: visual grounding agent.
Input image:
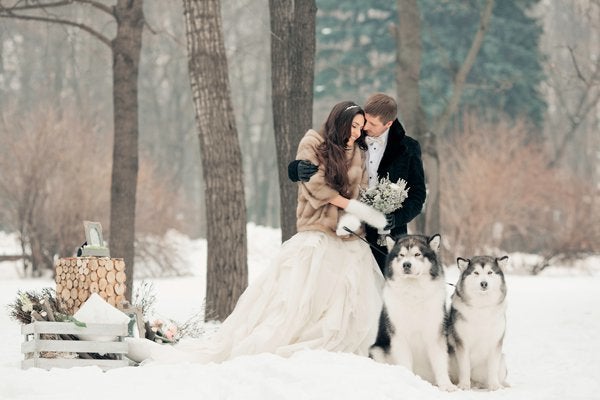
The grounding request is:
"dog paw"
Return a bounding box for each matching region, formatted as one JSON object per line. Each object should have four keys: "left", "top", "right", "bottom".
{"left": 457, "top": 381, "right": 471, "bottom": 391}
{"left": 368, "top": 346, "right": 387, "bottom": 363}
{"left": 487, "top": 382, "right": 502, "bottom": 391}
{"left": 437, "top": 382, "right": 458, "bottom": 392}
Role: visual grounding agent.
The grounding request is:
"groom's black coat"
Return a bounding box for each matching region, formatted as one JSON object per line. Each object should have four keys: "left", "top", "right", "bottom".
{"left": 366, "top": 119, "right": 426, "bottom": 271}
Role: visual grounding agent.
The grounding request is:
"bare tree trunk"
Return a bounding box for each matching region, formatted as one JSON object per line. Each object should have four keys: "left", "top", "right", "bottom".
{"left": 269, "top": 0, "right": 316, "bottom": 242}
{"left": 395, "top": 0, "right": 432, "bottom": 234}
{"left": 431, "top": 0, "right": 495, "bottom": 135}
{"left": 0, "top": 1, "right": 144, "bottom": 295}
{"left": 183, "top": 0, "right": 248, "bottom": 321}
{"left": 395, "top": 0, "right": 426, "bottom": 138}
{"left": 109, "top": 0, "right": 144, "bottom": 302}
{"left": 395, "top": 0, "right": 494, "bottom": 235}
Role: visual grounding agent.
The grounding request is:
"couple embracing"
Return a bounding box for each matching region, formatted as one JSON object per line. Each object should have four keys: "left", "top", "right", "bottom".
{"left": 128, "top": 93, "right": 426, "bottom": 364}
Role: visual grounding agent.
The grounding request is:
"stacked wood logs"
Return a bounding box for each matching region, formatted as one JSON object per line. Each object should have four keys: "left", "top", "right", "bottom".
{"left": 55, "top": 257, "right": 126, "bottom": 315}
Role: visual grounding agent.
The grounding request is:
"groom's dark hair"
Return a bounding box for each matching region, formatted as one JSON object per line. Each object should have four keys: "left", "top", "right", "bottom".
{"left": 364, "top": 93, "right": 397, "bottom": 124}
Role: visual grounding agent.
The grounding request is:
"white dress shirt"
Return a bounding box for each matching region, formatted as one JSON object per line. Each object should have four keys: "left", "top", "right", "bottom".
{"left": 366, "top": 129, "right": 389, "bottom": 188}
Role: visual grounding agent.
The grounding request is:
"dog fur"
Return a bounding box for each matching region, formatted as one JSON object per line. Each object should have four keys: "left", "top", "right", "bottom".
{"left": 369, "top": 234, "right": 456, "bottom": 391}
{"left": 446, "top": 255, "right": 509, "bottom": 391}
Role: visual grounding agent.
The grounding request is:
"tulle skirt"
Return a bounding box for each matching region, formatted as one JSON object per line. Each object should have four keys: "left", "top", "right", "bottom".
{"left": 133, "top": 231, "right": 383, "bottom": 363}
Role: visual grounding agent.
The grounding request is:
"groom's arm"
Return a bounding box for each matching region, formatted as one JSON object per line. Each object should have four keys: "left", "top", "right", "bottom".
{"left": 287, "top": 160, "right": 318, "bottom": 182}
{"left": 392, "top": 140, "right": 426, "bottom": 226}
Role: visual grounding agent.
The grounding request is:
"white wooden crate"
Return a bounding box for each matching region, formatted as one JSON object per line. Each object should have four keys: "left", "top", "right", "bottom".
{"left": 21, "top": 321, "right": 129, "bottom": 370}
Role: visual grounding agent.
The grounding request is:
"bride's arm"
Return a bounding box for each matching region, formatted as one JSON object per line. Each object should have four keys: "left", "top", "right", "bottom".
{"left": 330, "top": 194, "right": 386, "bottom": 229}
{"left": 329, "top": 195, "right": 349, "bottom": 209}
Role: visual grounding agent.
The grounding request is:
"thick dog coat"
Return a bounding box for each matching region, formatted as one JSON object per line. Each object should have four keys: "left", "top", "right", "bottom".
{"left": 446, "top": 256, "right": 509, "bottom": 390}
{"left": 369, "top": 234, "right": 456, "bottom": 391}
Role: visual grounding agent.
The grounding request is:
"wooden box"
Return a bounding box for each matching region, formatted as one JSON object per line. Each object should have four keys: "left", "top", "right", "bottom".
{"left": 21, "top": 321, "right": 129, "bottom": 370}
{"left": 55, "top": 257, "right": 127, "bottom": 314}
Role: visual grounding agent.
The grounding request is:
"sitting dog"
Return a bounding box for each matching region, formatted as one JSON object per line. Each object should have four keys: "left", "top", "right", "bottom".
{"left": 369, "top": 234, "right": 456, "bottom": 391}
{"left": 446, "top": 256, "right": 509, "bottom": 390}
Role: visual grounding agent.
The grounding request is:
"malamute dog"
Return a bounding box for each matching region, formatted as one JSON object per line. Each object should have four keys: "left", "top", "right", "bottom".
{"left": 369, "top": 234, "right": 456, "bottom": 391}
{"left": 446, "top": 256, "right": 509, "bottom": 390}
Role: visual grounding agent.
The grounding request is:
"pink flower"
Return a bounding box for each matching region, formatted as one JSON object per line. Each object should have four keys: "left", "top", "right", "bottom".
{"left": 165, "top": 325, "right": 177, "bottom": 340}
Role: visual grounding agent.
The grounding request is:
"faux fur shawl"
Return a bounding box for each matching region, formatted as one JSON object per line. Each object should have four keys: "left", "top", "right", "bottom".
{"left": 295, "top": 129, "right": 367, "bottom": 238}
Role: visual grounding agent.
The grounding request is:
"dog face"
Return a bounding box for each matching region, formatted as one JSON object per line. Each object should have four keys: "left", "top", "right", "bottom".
{"left": 384, "top": 234, "right": 442, "bottom": 280}
{"left": 456, "top": 256, "right": 508, "bottom": 300}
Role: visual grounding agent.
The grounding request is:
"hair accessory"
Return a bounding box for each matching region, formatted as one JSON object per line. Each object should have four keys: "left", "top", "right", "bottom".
{"left": 344, "top": 105, "right": 360, "bottom": 111}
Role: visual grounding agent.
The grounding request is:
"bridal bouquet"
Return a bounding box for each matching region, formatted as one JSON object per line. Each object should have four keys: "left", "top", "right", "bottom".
{"left": 359, "top": 175, "right": 409, "bottom": 245}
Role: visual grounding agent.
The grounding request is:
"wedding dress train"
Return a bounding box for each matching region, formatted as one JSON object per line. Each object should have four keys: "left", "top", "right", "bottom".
{"left": 127, "top": 231, "right": 383, "bottom": 364}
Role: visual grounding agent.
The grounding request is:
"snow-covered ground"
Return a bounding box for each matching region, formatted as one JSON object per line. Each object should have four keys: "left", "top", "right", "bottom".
{"left": 0, "top": 225, "right": 599, "bottom": 400}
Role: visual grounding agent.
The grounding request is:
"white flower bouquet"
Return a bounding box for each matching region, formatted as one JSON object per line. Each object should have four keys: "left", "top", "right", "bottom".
{"left": 359, "top": 175, "right": 409, "bottom": 245}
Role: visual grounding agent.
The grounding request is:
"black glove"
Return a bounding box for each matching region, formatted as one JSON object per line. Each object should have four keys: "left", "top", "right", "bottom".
{"left": 296, "top": 160, "right": 318, "bottom": 182}
{"left": 384, "top": 214, "right": 396, "bottom": 231}
{"left": 288, "top": 160, "right": 300, "bottom": 182}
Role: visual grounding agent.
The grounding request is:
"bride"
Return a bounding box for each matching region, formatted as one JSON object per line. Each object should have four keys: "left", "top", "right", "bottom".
{"left": 128, "top": 101, "right": 386, "bottom": 363}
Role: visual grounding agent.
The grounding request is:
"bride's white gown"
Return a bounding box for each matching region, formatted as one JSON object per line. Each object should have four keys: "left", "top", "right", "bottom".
{"left": 129, "top": 231, "right": 383, "bottom": 364}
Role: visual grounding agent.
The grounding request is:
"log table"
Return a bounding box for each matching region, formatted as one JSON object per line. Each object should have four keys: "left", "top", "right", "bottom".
{"left": 54, "top": 257, "right": 127, "bottom": 314}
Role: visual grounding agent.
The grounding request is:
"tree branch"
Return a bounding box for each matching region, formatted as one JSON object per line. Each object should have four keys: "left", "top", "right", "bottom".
{"left": 567, "top": 46, "right": 588, "bottom": 84}
{"left": 432, "top": 0, "right": 495, "bottom": 135}
{"left": 548, "top": 88, "right": 600, "bottom": 168}
{"left": 548, "top": 50, "right": 600, "bottom": 168}
{"left": 144, "top": 20, "right": 157, "bottom": 35}
{"left": 1, "top": 0, "right": 113, "bottom": 15}
{"left": 0, "top": 1, "right": 73, "bottom": 12}
{"left": 0, "top": 12, "right": 111, "bottom": 47}
{"left": 73, "top": 0, "right": 113, "bottom": 16}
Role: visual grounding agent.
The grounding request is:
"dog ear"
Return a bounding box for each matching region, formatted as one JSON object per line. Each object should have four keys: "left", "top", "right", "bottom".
{"left": 457, "top": 257, "right": 470, "bottom": 272}
{"left": 385, "top": 236, "right": 395, "bottom": 252}
{"left": 496, "top": 255, "right": 509, "bottom": 271}
{"left": 428, "top": 234, "right": 441, "bottom": 251}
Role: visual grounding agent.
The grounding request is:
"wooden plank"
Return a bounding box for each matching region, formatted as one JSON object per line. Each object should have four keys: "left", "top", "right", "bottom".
{"left": 22, "top": 321, "right": 128, "bottom": 336}
{"left": 22, "top": 339, "right": 127, "bottom": 354}
{"left": 0, "top": 254, "right": 28, "bottom": 262}
{"left": 20, "top": 321, "right": 132, "bottom": 370}
{"left": 22, "top": 358, "right": 129, "bottom": 370}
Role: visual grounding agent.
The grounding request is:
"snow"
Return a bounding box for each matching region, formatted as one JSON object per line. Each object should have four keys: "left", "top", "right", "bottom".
{"left": 0, "top": 225, "right": 599, "bottom": 400}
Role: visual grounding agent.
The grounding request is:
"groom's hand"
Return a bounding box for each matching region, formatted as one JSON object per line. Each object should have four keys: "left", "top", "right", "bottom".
{"left": 297, "top": 160, "right": 318, "bottom": 181}
{"left": 384, "top": 214, "right": 396, "bottom": 231}
{"left": 288, "top": 160, "right": 318, "bottom": 182}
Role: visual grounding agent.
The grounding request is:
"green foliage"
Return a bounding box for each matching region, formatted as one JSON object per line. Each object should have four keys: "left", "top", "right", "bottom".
{"left": 315, "top": 0, "right": 546, "bottom": 127}
{"left": 315, "top": 1, "right": 396, "bottom": 100}
{"left": 420, "top": 0, "right": 546, "bottom": 126}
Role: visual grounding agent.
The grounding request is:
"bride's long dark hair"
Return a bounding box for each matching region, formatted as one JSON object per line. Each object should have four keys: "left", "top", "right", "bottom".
{"left": 316, "top": 101, "right": 367, "bottom": 198}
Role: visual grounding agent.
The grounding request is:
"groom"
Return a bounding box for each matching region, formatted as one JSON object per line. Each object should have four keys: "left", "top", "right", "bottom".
{"left": 288, "top": 93, "right": 426, "bottom": 271}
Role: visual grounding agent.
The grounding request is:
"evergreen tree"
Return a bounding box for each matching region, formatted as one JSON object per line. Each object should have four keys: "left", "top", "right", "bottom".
{"left": 420, "top": 0, "right": 546, "bottom": 126}
{"left": 315, "top": 1, "right": 395, "bottom": 103}
{"left": 315, "top": 0, "right": 546, "bottom": 127}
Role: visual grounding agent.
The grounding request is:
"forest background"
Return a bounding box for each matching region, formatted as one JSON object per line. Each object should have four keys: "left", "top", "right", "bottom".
{"left": 0, "top": 0, "right": 598, "bottom": 318}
